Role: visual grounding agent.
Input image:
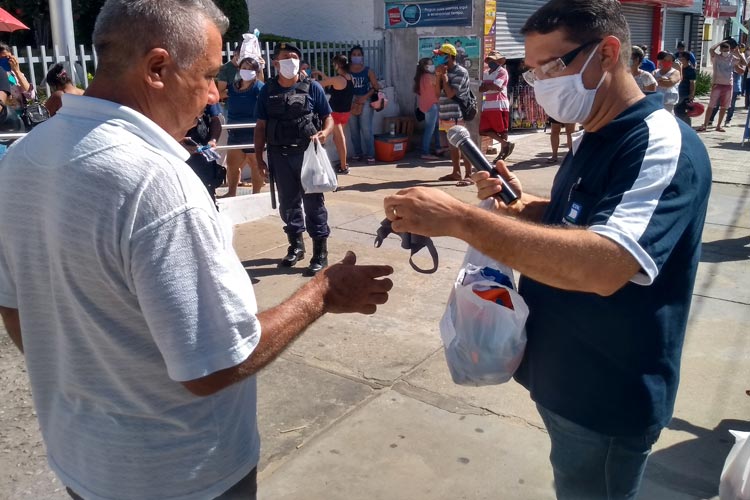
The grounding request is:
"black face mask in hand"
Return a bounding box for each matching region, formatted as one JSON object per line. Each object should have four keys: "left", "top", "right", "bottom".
{"left": 374, "top": 218, "right": 438, "bottom": 274}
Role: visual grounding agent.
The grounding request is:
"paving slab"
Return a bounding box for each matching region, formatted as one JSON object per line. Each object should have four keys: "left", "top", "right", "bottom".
{"left": 401, "top": 350, "right": 543, "bottom": 430}
{"left": 256, "top": 357, "right": 375, "bottom": 475}
{"left": 259, "top": 390, "right": 556, "bottom": 500}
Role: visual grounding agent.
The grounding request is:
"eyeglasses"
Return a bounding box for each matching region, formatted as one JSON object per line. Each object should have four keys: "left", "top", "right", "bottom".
{"left": 523, "top": 39, "right": 602, "bottom": 86}
{"left": 720, "top": 45, "right": 730, "bottom": 50}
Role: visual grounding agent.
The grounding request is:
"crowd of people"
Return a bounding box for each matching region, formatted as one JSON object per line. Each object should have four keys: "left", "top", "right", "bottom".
{"left": 629, "top": 40, "right": 749, "bottom": 130}
{"left": 0, "top": 0, "right": 736, "bottom": 499}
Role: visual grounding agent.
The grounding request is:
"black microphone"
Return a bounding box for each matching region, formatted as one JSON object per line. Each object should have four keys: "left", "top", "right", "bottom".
{"left": 447, "top": 125, "right": 519, "bottom": 206}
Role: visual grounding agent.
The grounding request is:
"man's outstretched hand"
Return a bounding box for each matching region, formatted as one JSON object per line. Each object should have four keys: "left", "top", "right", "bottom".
{"left": 315, "top": 251, "right": 394, "bottom": 315}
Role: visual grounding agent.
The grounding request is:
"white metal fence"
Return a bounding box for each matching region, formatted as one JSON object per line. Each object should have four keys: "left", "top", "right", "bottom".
{"left": 250, "top": 39, "right": 385, "bottom": 81}
{"left": 6, "top": 38, "right": 385, "bottom": 99}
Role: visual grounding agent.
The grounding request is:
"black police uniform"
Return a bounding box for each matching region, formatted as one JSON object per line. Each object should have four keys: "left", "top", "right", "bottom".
{"left": 258, "top": 43, "right": 332, "bottom": 274}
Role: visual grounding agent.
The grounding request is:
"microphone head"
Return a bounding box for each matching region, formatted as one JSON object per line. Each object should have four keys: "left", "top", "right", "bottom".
{"left": 447, "top": 125, "right": 470, "bottom": 148}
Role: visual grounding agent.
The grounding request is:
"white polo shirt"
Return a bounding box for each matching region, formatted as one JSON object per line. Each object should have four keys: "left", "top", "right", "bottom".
{"left": 0, "top": 95, "right": 261, "bottom": 500}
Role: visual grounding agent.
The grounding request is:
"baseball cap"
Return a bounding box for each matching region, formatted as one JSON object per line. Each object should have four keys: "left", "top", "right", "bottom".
{"left": 485, "top": 50, "right": 506, "bottom": 63}
{"left": 273, "top": 42, "right": 302, "bottom": 58}
{"left": 433, "top": 43, "right": 457, "bottom": 57}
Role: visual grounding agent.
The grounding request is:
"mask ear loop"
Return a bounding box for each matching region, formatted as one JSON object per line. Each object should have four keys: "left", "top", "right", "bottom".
{"left": 579, "top": 43, "right": 607, "bottom": 91}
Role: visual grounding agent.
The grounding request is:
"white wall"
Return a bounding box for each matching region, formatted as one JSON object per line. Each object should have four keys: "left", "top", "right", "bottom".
{"left": 246, "top": 0, "right": 380, "bottom": 41}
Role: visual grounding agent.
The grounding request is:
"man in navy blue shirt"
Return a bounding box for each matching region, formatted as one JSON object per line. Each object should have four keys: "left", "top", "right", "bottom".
{"left": 255, "top": 43, "right": 333, "bottom": 276}
{"left": 383, "top": 1, "right": 711, "bottom": 498}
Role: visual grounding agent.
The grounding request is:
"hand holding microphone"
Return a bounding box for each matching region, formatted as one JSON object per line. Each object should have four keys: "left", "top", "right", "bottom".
{"left": 447, "top": 125, "right": 519, "bottom": 206}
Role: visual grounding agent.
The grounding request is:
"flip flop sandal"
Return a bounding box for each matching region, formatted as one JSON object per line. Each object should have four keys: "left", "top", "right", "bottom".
{"left": 336, "top": 165, "right": 350, "bottom": 175}
{"left": 456, "top": 178, "right": 475, "bottom": 187}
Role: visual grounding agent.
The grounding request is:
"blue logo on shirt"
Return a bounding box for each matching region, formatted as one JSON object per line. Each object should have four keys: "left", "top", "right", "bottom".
{"left": 564, "top": 203, "right": 582, "bottom": 225}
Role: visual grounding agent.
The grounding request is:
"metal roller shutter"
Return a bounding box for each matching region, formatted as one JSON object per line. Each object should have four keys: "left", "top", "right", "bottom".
{"left": 664, "top": 12, "right": 687, "bottom": 52}
{"left": 495, "top": 0, "right": 544, "bottom": 60}
{"left": 621, "top": 4, "right": 654, "bottom": 48}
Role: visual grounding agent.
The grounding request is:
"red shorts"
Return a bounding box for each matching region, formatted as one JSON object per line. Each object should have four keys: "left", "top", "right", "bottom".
{"left": 331, "top": 112, "right": 351, "bottom": 126}
{"left": 708, "top": 84, "right": 733, "bottom": 110}
{"left": 479, "top": 109, "right": 510, "bottom": 134}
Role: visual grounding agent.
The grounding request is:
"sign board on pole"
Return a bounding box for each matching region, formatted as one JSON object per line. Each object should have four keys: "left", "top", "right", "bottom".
{"left": 385, "top": 0, "right": 473, "bottom": 28}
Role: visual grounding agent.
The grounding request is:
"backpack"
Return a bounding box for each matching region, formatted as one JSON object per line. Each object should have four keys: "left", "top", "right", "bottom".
{"left": 21, "top": 101, "right": 50, "bottom": 130}
{"left": 453, "top": 89, "right": 477, "bottom": 121}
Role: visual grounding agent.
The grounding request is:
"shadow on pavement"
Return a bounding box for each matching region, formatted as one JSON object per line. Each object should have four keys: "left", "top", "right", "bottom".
{"left": 644, "top": 418, "right": 750, "bottom": 499}
{"left": 340, "top": 179, "right": 449, "bottom": 193}
{"left": 508, "top": 157, "right": 560, "bottom": 171}
{"left": 701, "top": 235, "right": 750, "bottom": 263}
{"left": 713, "top": 140, "right": 750, "bottom": 152}
{"left": 242, "top": 258, "right": 303, "bottom": 279}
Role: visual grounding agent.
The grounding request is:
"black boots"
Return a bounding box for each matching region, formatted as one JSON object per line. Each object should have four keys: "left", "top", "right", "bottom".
{"left": 280, "top": 233, "right": 305, "bottom": 267}
{"left": 280, "top": 234, "right": 327, "bottom": 275}
{"left": 304, "top": 238, "right": 328, "bottom": 276}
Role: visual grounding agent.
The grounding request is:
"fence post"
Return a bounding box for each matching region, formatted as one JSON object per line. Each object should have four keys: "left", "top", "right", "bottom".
{"left": 40, "top": 46, "right": 51, "bottom": 97}
{"left": 78, "top": 44, "right": 89, "bottom": 88}
{"left": 23, "top": 46, "right": 38, "bottom": 95}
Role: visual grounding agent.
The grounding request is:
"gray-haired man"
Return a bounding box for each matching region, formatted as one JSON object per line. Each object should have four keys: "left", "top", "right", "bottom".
{"left": 0, "top": 1, "right": 393, "bottom": 499}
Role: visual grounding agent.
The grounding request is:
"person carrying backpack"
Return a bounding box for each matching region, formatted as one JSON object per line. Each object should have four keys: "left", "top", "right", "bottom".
{"left": 434, "top": 43, "right": 473, "bottom": 186}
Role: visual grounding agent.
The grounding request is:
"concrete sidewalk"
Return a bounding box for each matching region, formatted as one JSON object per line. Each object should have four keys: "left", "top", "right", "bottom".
{"left": 0, "top": 106, "right": 748, "bottom": 499}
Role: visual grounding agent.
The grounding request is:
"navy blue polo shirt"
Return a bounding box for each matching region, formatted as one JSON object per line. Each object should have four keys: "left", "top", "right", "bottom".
{"left": 516, "top": 93, "right": 712, "bottom": 437}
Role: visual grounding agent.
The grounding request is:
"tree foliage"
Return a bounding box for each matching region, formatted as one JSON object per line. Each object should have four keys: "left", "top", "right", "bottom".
{"left": 0, "top": 0, "right": 249, "bottom": 47}
{"left": 216, "top": 0, "right": 249, "bottom": 44}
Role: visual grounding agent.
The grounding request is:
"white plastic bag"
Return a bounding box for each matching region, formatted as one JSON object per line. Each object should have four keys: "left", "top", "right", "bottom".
{"left": 301, "top": 138, "right": 337, "bottom": 193}
{"left": 239, "top": 31, "right": 263, "bottom": 68}
{"left": 720, "top": 430, "right": 750, "bottom": 500}
{"left": 439, "top": 240, "right": 528, "bottom": 386}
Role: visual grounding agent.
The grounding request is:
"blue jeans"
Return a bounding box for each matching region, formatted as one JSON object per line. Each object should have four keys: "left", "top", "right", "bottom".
{"left": 537, "top": 404, "right": 661, "bottom": 500}
{"left": 421, "top": 103, "right": 440, "bottom": 155}
{"left": 349, "top": 101, "right": 375, "bottom": 159}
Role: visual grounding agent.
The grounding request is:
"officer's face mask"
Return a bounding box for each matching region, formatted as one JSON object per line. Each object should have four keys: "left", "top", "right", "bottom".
{"left": 278, "top": 58, "right": 300, "bottom": 79}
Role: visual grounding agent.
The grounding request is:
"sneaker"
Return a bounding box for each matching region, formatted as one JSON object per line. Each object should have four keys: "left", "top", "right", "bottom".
{"left": 366, "top": 157, "right": 376, "bottom": 164}
{"left": 351, "top": 155, "right": 362, "bottom": 162}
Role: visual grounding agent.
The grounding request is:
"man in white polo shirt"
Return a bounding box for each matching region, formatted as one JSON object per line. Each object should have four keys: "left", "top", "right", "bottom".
{"left": 0, "top": 1, "right": 393, "bottom": 499}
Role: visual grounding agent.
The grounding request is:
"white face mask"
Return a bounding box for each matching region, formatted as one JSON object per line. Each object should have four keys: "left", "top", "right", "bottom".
{"left": 278, "top": 58, "right": 300, "bottom": 79}
{"left": 239, "top": 69, "right": 256, "bottom": 81}
{"left": 426, "top": 65, "right": 435, "bottom": 73}
{"left": 533, "top": 44, "right": 606, "bottom": 124}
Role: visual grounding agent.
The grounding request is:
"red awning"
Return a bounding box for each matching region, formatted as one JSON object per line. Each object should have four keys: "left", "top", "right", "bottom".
{"left": 619, "top": 0, "right": 694, "bottom": 6}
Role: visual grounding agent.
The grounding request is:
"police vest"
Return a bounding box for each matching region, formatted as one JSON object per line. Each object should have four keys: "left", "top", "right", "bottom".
{"left": 265, "top": 77, "right": 320, "bottom": 149}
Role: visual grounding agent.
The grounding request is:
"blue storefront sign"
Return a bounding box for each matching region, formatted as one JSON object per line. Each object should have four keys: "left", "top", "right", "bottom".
{"left": 385, "top": 1, "right": 473, "bottom": 29}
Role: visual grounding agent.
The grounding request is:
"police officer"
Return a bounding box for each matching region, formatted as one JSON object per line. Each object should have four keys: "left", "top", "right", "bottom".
{"left": 255, "top": 43, "right": 334, "bottom": 275}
